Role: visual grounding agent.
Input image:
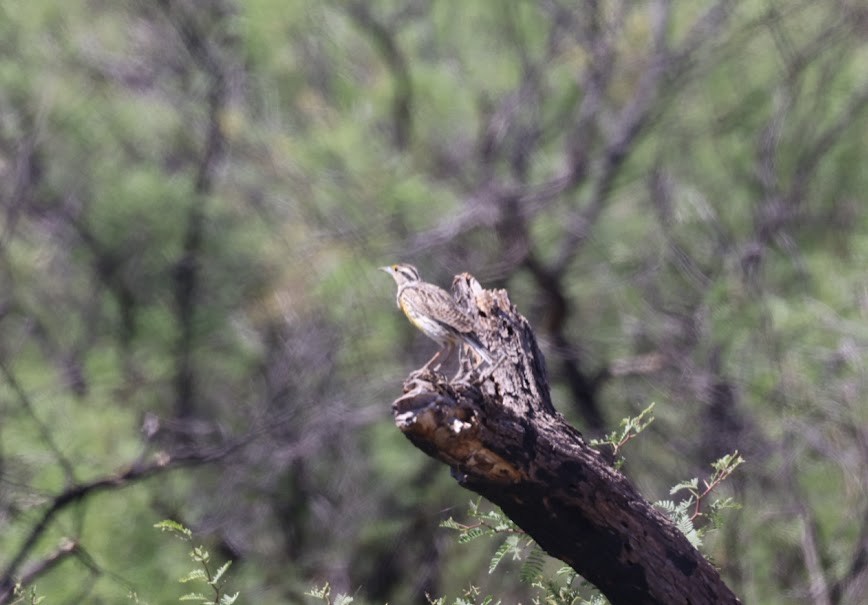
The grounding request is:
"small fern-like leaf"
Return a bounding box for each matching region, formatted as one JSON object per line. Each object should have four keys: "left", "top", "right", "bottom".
{"left": 468, "top": 499, "right": 481, "bottom": 515}
{"left": 154, "top": 520, "right": 193, "bottom": 541}
{"left": 190, "top": 546, "right": 210, "bottom": 563}
{"left": 489, "top": 534, "right": 520, "bottom": 573}
{"left": 654, "top": 499, "right": 676, "bottom": 513}
{"left": 520, "top": 546, "right": 546, "bottom": 584}
{"left": 458, "top": 527, "right": 486, "bottom": 543}
{"left": 179, "top": 569, "right": 207, "bottom": 583}
{"left": 305, "top": 583, "right": 330, "bottom": 598}
{"left": 489, "top": 540, "right": 511, "bottom": 574}
{"left": 675, "top": 515, "right": 702, "bottom": 548}
{"left": 439, "top": 517, "right": 462, "bottom": 530}
{"left": 212, "top": 561, "right": 232, "bottom": 585}
{"left": 670, "top": 478, "right": 699, "bottom": 496}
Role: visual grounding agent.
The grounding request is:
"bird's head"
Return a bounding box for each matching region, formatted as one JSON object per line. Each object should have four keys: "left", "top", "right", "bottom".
{"left": 379, "top": 263, "right": 421, "bottom": 286}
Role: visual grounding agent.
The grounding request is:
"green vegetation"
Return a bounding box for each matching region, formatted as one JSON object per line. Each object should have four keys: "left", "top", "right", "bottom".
{"left": 1, "top": 0, "right": 867, "bottom": 603}
{"left": 154, "top": 521, "right": 238, "bottom": 605}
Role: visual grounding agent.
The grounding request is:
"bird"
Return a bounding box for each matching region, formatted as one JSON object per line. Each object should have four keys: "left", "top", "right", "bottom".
{"left": 379, "top": 263, "right": 494, "bottom": 372}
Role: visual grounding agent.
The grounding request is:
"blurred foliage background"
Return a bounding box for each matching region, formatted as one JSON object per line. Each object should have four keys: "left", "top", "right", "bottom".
{"left": 1, "top": 0, "right": 867, "bottom": 603}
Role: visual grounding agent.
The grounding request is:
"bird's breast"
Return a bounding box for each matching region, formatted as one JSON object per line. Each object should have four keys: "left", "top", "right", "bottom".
{"left": 399, "top": 298, "right": 452, "bottom": 345}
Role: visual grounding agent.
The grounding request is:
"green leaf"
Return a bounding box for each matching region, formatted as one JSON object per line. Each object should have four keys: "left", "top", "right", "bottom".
{"left": 439, "top": 517, "right": 461, "bottom": 530}
{"left": 654, "top": 499, "right": 675, "bottom": 512}
{"left": 489, "top": 534, "right": 520, "bottom": 574}
{"left": 555, "top": 565, "right": 576, "bottom": 579}
{"left": 154, "top": 520, "right": 193, "bottom": 540}
{"left": 457, "top": 527, "right": 486, "bottom": 543}
{"left": 670, "top": 478, "right": 699, "bottom": 496}
{"left": 212, "top": 560, "right": 232, "bottom": 585}
{"left": 190, "top": 546, "right": 210, "bottom": 563}
{"left": 305, "top": 583, "right": 330, "bottom": 598}
{"left": 179, "top": 569, "right": 207, "bottom": 583}
{"left": 675, "top": 515, "right": 702, "bottom": 548}
{"left": 520, "top": 546, "right": 546, "bottom": 584}
{"left": 711, "top": 451, "right": 745, "bottom": 473}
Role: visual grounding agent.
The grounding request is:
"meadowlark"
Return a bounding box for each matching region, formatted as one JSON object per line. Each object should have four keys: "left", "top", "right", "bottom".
{"left": 380, "top": 263, "right": 494, "bottom": 372}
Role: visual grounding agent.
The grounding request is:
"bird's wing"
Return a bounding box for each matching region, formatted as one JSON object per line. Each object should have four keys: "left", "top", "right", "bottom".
{"left": 415, "top": 284, "right": 476, "bottom": 333}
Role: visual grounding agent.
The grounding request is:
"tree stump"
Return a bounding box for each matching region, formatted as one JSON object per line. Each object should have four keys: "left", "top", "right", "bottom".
{"left": 390, "top": 274, "right": 741, "bottom": 605}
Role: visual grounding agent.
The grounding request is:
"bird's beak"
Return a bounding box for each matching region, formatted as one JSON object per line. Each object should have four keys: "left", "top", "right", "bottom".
{"left": 378, "top": 266, "right": 392, "bottom": 274}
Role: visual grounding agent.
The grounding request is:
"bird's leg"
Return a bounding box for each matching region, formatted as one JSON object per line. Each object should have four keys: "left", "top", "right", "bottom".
{"left": 453, "top": 344, "right": 476, "bottom": 381}
{"left": 421, "top": 350, "right": 442, "bottom": 372}
{"left": 433, "top": 342, "right": 456, "bottom": 371}
{"left": 422, "top": 342, "right": 455, "bottom": 374}
{"left": 477, "top": 352, "right": 507, "bottom": 380}
{"left": 452, "top": 343, "right": 507, "bottom": 383}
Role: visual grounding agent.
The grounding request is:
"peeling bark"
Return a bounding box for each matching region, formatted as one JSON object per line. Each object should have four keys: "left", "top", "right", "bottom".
{"left": 391, "top": 274, "right": 741, "bottom": 605}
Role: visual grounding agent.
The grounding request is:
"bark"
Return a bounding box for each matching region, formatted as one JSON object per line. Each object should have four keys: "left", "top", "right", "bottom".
{"left": 390, "top": 274, "right": 741, "bottom": 605}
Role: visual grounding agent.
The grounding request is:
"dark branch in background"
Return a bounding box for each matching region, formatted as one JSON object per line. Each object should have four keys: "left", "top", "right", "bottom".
{"left": 5, "top": 540, "right": 115, "bottom": 604}
{"left": 523, "top": 252, "right": 607, "bottom": 432}
{"left": 0, "top": 101, "right": 139, "bottom": 359}
{"left": 556, "top": 0, "right": 617, "bottom": 186}
{"left": 66, "top": 215, "right": 138, "bottom": 349}
{"left": 498, "top": 198, "right": 607, "bottom": 431}
{"left": 0, "top": 113, "right": 132, "bottom": 395}
{"left": 345, "top": 2, "right": 414, "bottom": 150}
{"left": 552, "top": 0, "right": 733, "bottom": 273}
{"left": 756, "top": 38, "right": 868, "bottom": 558}
{"left": 646, "top": 168, "right": 756, "bottom": 469}
{"left": 0, "top": 444, "right": 238, "bottom": 604}
{"left": 536, "top": 0, "right": 673, "bottom": 427}
{"left": 747, "top": 11, "right": 868, "bottom": 293}
{"left": 13, "top": 540, "right": 83, "bottom": 597}
{"left": 830, "top": 505, "right": 868, "bottom": 604}
{"left": 791, "top": 76, "right": 868, "bottom": 198}
{"left": 411, "top": 1, "right": 736, "bottom": 256}
{"left": 781, "top": 433, "right": 833, "bottom": 605}
{"left": 156, "top": 0, "right": 230, "bottom": 419}
{"left": 0, "top": 360, "right": 77, "bottom": 484}
{"left": 172, "top": 198, "right": 207, "bottom": 420}
{"left": 0, "top": 117, "right": 41, "bottom": 250}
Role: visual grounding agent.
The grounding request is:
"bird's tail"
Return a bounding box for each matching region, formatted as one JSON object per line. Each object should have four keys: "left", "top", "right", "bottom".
{"left": 463, "top": 333, "right": 494, "bottom": 365}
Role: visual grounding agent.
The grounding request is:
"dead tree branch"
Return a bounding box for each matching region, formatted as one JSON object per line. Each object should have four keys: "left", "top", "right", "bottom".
{"left": 389, "top": 274, "right": 741, "bottom": 605}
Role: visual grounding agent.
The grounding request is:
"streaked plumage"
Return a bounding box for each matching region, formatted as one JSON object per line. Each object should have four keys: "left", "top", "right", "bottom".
{"left": 380, "top": 263, "right": 493, "bottom": 370}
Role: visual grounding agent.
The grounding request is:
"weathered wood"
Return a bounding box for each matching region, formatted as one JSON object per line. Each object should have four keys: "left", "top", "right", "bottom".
{"left": 391, "top": 274, "right": 741, "bottom": 605}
